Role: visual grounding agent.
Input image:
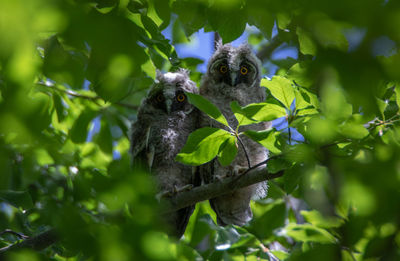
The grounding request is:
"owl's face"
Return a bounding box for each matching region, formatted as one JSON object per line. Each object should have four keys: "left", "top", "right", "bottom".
{"left": 141, "top": 70, "right": 198, "bottom": 116}
{"left": 206, "top": 44, "right": 261, "bottom": 89}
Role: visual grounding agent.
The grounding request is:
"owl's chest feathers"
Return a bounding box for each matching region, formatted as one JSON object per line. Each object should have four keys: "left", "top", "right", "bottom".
{"left": 152, "top": 113, "right": 193, "bottom": 161}
{"left": 150, "top": 114, "right": 194, "bottom": 188}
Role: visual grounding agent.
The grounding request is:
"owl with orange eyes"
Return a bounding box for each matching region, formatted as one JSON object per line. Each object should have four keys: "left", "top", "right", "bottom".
{"left": 130, "top": 69, "right": 200, "bottom": 237}
{"left": 199, "top": 43, "right": 271, "bottom": 226}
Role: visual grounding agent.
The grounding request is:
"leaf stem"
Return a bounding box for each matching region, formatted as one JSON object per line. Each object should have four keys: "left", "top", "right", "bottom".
{"left": 235, "top": 132, "right": 251, "bottom": 169}
{"left": 36, "top": 82, "right": 138, "bottom": 110}
{"left": 0, "top": 229, "right": 28, "bottom": 239}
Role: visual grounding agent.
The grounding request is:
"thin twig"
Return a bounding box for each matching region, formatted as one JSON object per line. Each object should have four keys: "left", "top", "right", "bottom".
{"left": 241, "top": 154, "right": 280, "bottom": 176}
{"left": 256, "top": 35, "right": 285, "bottom": 61}
{"left": 0, "top": 230, "right": 28, "bottom": 239}
{"left": 0, "top": 229, "right": 58, "bottom": 254}
{"left": 114, "top": 102, "right": 139, "bottom": 110}
{"left": 236, "top": 134, "right": 251, "bottom": 169}
{"left": 36, "top": 82, "right": 138, "bottom": 110}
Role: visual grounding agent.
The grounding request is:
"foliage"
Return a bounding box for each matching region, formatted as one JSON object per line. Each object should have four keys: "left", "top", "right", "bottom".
{"left": 1, "top": 0, "right": 400, "bottom": 260}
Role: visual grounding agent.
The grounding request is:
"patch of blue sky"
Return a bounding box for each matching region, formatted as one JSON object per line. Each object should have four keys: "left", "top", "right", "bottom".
{"left": 343, "top": 27, "right": 367, "bottom": 52}
{"left": 113, "top": 141, "right": 121, "bottom": 160}
{"left": 86, "top": 116, "right": 101, "bottom": 142}
{"left": 372, "top": 35, "right": 397, "bottom": 57}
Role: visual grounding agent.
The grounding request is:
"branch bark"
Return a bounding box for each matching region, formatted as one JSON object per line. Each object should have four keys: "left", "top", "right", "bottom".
{"left": 256, "top": 35, "right": 285, "bottom": 62}
{"left": 0, "top": 229, "right": 58, "bottom": 255}
{"left": 163, "top": 164, "right": 284, "bottom": 213}
{"left": 0, "top": 162, "right": 284, "bottom": 254}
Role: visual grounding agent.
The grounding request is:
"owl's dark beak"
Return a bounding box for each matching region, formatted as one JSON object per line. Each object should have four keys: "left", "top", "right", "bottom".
{"left": 166, "top": 99, "right": 172, "bottom": 114}
{"left": 233, "top": 75, "right": 240, "bottom": 86}
{"left": 231, "top": 72, "right": 237, "bottom": 86}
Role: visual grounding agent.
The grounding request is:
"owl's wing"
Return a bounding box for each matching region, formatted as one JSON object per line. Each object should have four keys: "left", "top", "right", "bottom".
{"left": 130, "top": 122, "right": 154, "bottom": 170}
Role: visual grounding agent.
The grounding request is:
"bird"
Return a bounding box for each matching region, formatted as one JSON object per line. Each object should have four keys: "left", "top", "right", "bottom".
{"left": 199, "top": 42, "right": 271, "bottom": 226}
{"left": 130, "top": 69, "right": 200, "bottom": 238}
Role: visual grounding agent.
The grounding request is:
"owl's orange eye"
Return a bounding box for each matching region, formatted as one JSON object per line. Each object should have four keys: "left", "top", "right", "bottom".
{"left": 156, "top": 94, "right": 164, "bottom": 102}
{"left": 176, "top": 93, "right": 186, "bottom": 102}
{"left": 219, "top": 64, "right": 228, "bottom": 74}
{"left": 240, "top": 66, "right": 248, "bottom": 75}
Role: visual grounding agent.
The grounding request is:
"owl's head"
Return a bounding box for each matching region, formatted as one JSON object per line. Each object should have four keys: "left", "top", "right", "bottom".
{"left": 206, "top": 43, "right": 262, "bottom": 89}
{"left": 141, "top": 69, "right": 198, "bottom": 116}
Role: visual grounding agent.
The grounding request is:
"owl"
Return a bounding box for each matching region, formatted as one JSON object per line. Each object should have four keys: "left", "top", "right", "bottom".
{"left": 130, "top": 69, "right": 200, "bottom": 238}
{"left": 200, "top": 43, "right": 271, "bottom": 226}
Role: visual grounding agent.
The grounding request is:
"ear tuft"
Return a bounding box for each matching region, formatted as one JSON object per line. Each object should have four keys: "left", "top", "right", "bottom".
{"left": 177, "top": 68, "right": 190, "bottom": 77}
{"left": 155, "top": 69, "right": 163, "bottom": 82}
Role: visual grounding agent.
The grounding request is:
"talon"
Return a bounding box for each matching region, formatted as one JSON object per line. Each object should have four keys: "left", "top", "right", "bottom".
{"left": 156, "top": 190, "right": 173, "bottom": 201}
{"left": 231, "top": 165, "right": 247, "bottom": 176}
{"left": 177, "top": 184, "right": 193, "bottom": 192}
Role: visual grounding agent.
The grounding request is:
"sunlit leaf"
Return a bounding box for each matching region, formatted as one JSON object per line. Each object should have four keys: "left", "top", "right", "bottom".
{"left": 338, "top": 122, "right": 369, "bottom": 139}
{"left": 231, "top": 101, "right": 258, "bottom": 126}
{"left": 297, "top": 27, "right": 317, "bottom": 56}
{"left": 186, "top": 92, "right": 229, "bottom": 127}
{"left": 285, "top": 223, "right": 336, "bottom": 244}
{"left": 301, "top": 210, "right": 344, "bottom": 229}
{"left": 176, "top": 127, "right": 232, "bottom": 165}
{"left": 233, "top": 101, "right": 287, "bottom": 125}
{"left": 218, "top": 135, "right": 238, "bottom": 166}
{"left": 262, "top": 77, "right": 295, "bottom": 110}
{"left": 243, "top": 129, "right": 281, "bottom": 154}
{"left": 0, "top": 190, "right": 33, "bottom": 209}
{"left": 70, "top": 110, "right": 96, "bottom": 143}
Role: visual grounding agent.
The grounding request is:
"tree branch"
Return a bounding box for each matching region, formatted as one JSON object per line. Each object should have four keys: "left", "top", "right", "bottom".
{"left": 163, "top": 164, "right": 284, "bottom": 213}
{"left": 256, "top": 35, "right": 285, "bottom": 61}
{"left": 0, "top": 229, "right": 58, "bottom": 254}
{"left": 0, "top": 158, "right": 285, "bottom": 254}
{"left": 36, "top": 82, "right": 139, "bottom": 110}
{"left": 0, "top": 230, "right": 28, "bottom": 240}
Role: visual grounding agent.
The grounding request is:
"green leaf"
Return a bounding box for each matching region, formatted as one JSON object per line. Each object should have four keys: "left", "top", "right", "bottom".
{"left": 283, "top": 164, "right": 304, "bottom": 194}
{"left": 247, "top": 3, "right": 274, "bottom": 39}
{"left": 176, "top": 127, "right": 232, "bottom": 166}
{"left": 296, "top": 27, "right": 317, "bottom": 56}
{"left": 243, "top": 129, "right": 281, "bottom": 154}
{"left": 172, "top": 0, "right": 207, "bottom": 36}
{"left": 95, "top": 117, "right": 113, "bottom": 154}
{"left": 276, "top": 12, "right": 291, "bottom": 30}
{"left": 186, "top": 92, "right": 229, "bottom": 127}
{"left": 295, "top": 89, "right": 311, "bottom": 111}
{"left": 262, "top": 76, "right": 295, "bottom": 110}
{"left": 267, "top": 157, "right": 291, "bottom": 174}
{"left": 286, "top": 62, "right": 313, "bottom": 88}
{"left": 239, "top": 102, "right": 287, "bottom": 123}
{"left": 376, "top": 98, "right": 387, "bottom": 120}
{"left": 285, "top": 223, "right": 336, "bottom": 244}
{"left": 53, "top": 93, "right": 65, "bottom": 122}
{"left": 207, "top": 4, "right": 247, "bottom": 43}
{"left": 230, "top": 101, "right": 258, "bottom": 126}
{"left": 218, "top": 135, "right": 238, "bottom": 166}
{"left": 248, "top": 201, "right": 286, "bottom": 240}
{"left": 153, "top": 0, "right": 171, "bottom": 30}
{"left": 301, "top": 210, "right": 344, "bottom": 229}
{"left": 70, "top": 110, "right": 96, "bottom": 144}
{"left": 296, "top": 107, "right": 319, "bottom": 116}
{"left": 321, "top": 85, "right": 352, "bottom": 121}
{"left": 310, "top": 16, "right": 348, "bottom": 51}
{"left": 0, "top": 190, "right": 34, "bottom": 209}
{"left": 338, "top": 122, "right": 369, "bottom": 139}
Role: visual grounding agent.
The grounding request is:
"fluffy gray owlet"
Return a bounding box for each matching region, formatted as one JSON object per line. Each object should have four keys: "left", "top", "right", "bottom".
{"left": 200, "top": 43, "right": 271, "bottom": 226}
{"left": 130, "top": 69, "right": 200, "bottom": 237}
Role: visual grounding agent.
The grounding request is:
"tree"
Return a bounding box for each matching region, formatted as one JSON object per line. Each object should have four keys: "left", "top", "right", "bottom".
{"left": 1, "top": 0, "right": 400, "bottom": 260}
